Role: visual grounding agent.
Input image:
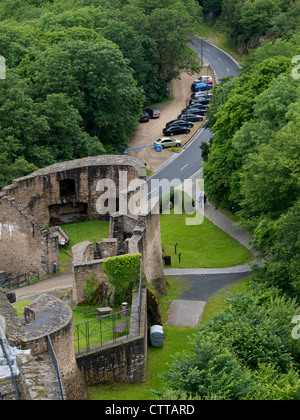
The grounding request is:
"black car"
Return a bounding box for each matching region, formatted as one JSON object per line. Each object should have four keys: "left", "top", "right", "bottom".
{"left": 178, "top": 114, "right": 203, "bottom": 122}
{"left": 163, "top": 125, "right": 191, "bottom": 135}
{"left": 180, "top": 108, "right": 207, "bottom": 116}
{"left": 182, "top": 105, "right": 208, "bottom": 113}
{"left": 187, "top": 102, "right": 209, "bottom": 109}
{"left": 189, "top": 98, "right": 211, "bottom": 106}
{"left": 144, "top": 108, "right": 160, "bottom": 118}
{"left": 184, "top": 108, "right": 208, "bottom": 115}
{"left": 166, "top": 119, "right": 194, "bottom": 128}
{"left": 140, "top": 110, "right": 150, "bottom": 122}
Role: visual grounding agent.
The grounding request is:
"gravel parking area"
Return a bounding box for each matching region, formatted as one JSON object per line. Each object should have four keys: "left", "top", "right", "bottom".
{"left": 127, "top": 66, "right": 215, "bottom": 171}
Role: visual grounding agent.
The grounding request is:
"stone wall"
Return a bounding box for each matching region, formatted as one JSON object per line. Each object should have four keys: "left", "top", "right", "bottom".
{"left": 21, "top": 294, "right": 88, "bottom": 400}
{"left": 0, "top": 290, "right": 65, "bottom": 400}
{"left": 72, "top": 241, "right": 108, "bottom": 305}
{"left": 72, "top": 204, "right": 166, "bottom": 306}
{"left": 1, "top": 156, "right": 147, "bottom": 227}
{"left": 0, "top": 195, "right": 59, "bottom": 277}
{"left": 76, "top": 289, "right": 147, "bottom": 385}
{"left": 110, "top": 203, "right": 165, "bottom": 290}
{"left": 0, "top": 155, "right": 148, "bottom": 278}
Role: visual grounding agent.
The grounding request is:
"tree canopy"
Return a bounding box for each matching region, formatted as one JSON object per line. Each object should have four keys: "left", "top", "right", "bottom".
{"left": 199, "top": 0, "right": 300, "bottom": 50}
{"left": 0, "top": 0, "right": 203, "bottom": 187}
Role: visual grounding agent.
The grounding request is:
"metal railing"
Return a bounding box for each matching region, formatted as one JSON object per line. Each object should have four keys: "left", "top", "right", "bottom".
{"left": 74, "top": 260, "right": 143, "bottom": 354}
{"left": 0, "top": 335, "right": 20, "bottom": 400}
{"left": 0, "top": 269, "right": 40, "bottom": 290}
{"left": 46, "top": 335, "right": 66, "bottom": 400}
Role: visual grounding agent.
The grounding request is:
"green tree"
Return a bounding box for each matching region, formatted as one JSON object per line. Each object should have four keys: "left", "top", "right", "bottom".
{"left": 239, "top": 100, "right": 300, "bottom": 220}
{"left": 252, "top": 200, "right": 300, "bottom": 297}
{"left": 203, "top": 55, "right": 293, "bottom": 209}
{"left": 19, "top": 39, "right": 145, "bottom": 150}
{"left": 99, "top": 20, "right": 159, "bottom": 103}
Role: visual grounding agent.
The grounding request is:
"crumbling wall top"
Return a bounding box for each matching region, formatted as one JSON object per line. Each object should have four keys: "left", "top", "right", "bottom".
{"left": 22, "top": 294, "right": 73, "bottom": 342}
{"left": 11, "top": 155, "right": 147, "bottom": 182}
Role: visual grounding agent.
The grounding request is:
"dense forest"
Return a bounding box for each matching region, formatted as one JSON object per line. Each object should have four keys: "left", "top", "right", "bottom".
{"left": 199, "top": 0, "right": 300, "bottom": 51}
{"left": 159, "top": 2, "right": 300, "bottom": 400}
{"left": 1, "top": 0, "right": 300, "bottom": 400}
{"left": 0, "top": 0, "right": 202, "bottom": 188}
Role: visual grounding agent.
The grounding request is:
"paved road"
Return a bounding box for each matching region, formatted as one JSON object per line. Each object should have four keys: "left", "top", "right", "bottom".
{"left": 147, "top": 128, "right": 212, "bottom": 200}
{"left": 166, "top": 271, "right": 251, "bottom": 327}
{"left": 150, "top": 41, "right": 246, "bottom": 326}
{"left": 147, "top": 38, "right": 241, "bottom": 201}
{"left": 189, "top": 36, "right": 241, "bottom": 81}
{"left": 174, "top": 271, "right": 251, "bottom": 302}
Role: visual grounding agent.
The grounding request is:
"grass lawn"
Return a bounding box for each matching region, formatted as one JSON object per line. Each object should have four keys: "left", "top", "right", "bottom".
{"left": 57, "top": 220, "right": 109, "bottom": 272}
{"left": 160, "top": 211, "right": 253, "bottom": 268}
{"left": 57, "top": 213, "right": 252, "bottom": 272}
{"left": 88, "top": 275, "right": 251, "bottom": 400}
{"left": 73, "top": 306, "right": 131, "bottom": 352}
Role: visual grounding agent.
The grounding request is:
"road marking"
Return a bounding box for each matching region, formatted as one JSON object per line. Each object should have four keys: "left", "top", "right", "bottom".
{"left": 218, "top": 57, "right": 222, "bottom": 61}
{"left": 180, "top": 164, "right": 188, "bottom": 171}
{"left": 227, "top": 67, "right": 230, "bottom": 72}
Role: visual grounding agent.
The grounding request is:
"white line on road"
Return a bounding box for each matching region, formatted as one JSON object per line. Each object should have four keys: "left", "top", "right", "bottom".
{"left": 218, "top": 57, "right": 222, "bottom": 61}
{"left": 227, "top": 67, "right": 230, "bottom": 72}
{"left": 180, "top": 164, "right": 188, "bottom": 171}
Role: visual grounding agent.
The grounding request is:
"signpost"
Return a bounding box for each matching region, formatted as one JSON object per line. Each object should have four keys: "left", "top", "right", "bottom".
{"left": 155, "top": 145, "right": 162, "bottom": 153}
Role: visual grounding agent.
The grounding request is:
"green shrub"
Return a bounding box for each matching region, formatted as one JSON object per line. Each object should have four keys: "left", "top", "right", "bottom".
{"left": 103, "top": 254, "right": 141, "bottom": 306}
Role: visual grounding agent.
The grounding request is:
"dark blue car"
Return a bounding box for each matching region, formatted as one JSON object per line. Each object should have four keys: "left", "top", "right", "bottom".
{"left": 191, "top": 82, "right": 213, "bottom": 92}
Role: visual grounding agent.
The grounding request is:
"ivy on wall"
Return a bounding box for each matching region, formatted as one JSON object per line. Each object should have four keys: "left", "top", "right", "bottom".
{"left": 103, "top": 254, "right": 142, "bottom": 306}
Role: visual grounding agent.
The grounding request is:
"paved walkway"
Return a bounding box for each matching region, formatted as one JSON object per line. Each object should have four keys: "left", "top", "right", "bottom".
{"left": 165, "top": 167, "right": 256, "bottom": 326}
{"left": 167, "top": 300, "right": 207, "bottom": 327}
{"left": 204, "top": 201, "right": 253, "bottom": 251}
{"left": 13, "top": 273, "right": 73, "bottom": 300}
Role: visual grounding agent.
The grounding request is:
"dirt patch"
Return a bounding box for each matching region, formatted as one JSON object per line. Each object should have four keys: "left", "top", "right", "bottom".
{"left": 127, "top": 66, "right": 214, "bottom": 171}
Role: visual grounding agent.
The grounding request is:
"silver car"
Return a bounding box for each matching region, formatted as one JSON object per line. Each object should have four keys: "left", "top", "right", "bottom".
{"left": 154, "top": 137, "right": 181, "bottom": 148}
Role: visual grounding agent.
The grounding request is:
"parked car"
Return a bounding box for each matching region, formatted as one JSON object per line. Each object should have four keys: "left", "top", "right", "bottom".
{"left": 191, "top": 81, "right": 213, "bottom": 92}
{"left": 184, "top": 104, "right": 209, "bottom": 112}
{"left": 140, "top": 110, "right": 150, "bottom": 122}
{"left": 180, "top": 109, "right": 207, "bottom": 117}
{"left": 201, "top": 75, "right": 213, "bottom": 84}
{"left": 154, "top": 137, "right": 182, "bottom": 148}
{"left": 166, "top": 119, "right": 194, "bottom": 128}
{"left": 193, "top": 75, "right": 213, "bottom": 84}
{"left": 144, "top": 108, "right": 160, "bottom": 118}
{"left": 189, "top": 98, "right": 211, "bottom": 106}
{"left": 181, "top": 107, "right": 207, "bottom": 115}
{"left": 162, "top": 124, "right": 191, "bottom": 135}
{"left": 191, "top": 92, "right": 213, "bottom": 99}
{"left": 163, "top": 123, "right": 191, "bottom": 134}
{"left": 178, "top": 114, "right": 204, "bottom": 122}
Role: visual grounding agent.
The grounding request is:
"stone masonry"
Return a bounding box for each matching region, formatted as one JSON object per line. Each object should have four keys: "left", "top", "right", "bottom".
{"left": 0, "top": 155, "right": 147, "bottom": 278}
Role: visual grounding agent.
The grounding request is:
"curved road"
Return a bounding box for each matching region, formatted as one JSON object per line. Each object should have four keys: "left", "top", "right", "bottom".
{"left": 147, "top": 37, "right": 241, "bottom": 200}
{"left": 189, "top": 36, "right": 241, "bottom": 81}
